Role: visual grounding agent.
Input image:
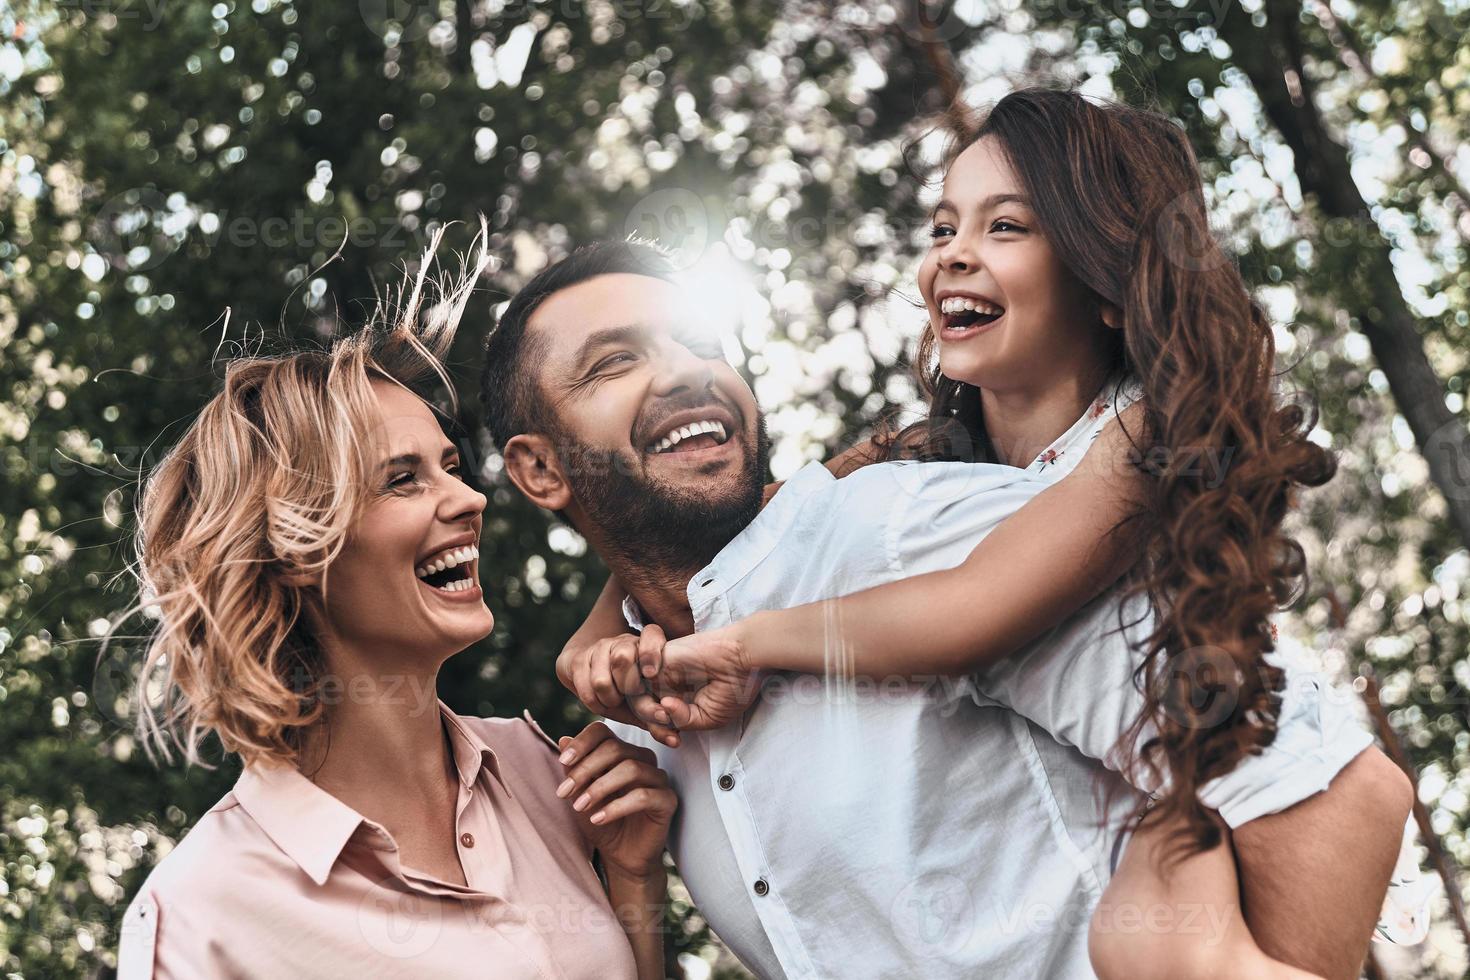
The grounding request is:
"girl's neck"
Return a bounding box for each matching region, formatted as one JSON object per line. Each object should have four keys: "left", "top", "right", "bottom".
{"left": 979, "top": 367, "right": 1113, "bottom": 468}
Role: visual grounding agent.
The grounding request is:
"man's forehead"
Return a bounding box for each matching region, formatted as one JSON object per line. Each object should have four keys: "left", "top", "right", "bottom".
{"left": 529, "top": 273, "right": 694, "bottom": 354}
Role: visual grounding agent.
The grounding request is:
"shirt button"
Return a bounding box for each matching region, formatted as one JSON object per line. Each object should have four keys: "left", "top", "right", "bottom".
{"left": 753, "top": 877, "right": 769, "bottom": 897}
{"left": 460, "top": 832, "right": 475, "bottom": 848}
{"left": 718, "top": 773, "right": 735, "bottom": 791}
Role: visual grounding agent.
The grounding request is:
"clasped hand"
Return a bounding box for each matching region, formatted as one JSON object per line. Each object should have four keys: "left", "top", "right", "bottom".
{"left": 555, "top": 623, "right": 764, "bottom": 747}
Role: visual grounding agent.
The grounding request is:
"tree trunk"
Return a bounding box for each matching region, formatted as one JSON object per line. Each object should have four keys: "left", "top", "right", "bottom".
{"left": 1215, "top": 0, "right": 1470, "bottom": 549}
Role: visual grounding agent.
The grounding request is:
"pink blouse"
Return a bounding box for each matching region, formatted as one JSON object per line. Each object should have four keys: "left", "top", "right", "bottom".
{"left": 116, "top": 703, "right": 639, "bottom": 979}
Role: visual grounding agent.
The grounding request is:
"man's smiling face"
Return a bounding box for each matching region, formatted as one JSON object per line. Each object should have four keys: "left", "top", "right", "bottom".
{"left": 522, "top": 272, "right": 768, "bottom": 566}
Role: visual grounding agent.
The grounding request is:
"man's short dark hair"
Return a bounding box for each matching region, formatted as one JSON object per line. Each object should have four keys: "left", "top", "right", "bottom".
{"left": 478, "top": 239, "right": 677, "bottom": 451}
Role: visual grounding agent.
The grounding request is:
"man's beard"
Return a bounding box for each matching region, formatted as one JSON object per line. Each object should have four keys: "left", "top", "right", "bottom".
{"left": 556, "top": 414, "right": 771, "bottom": 577}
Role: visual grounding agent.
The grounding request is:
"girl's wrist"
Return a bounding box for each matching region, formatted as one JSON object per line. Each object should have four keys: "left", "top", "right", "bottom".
{"left": 733, "top": 611, "right": 775, "bottom": 672}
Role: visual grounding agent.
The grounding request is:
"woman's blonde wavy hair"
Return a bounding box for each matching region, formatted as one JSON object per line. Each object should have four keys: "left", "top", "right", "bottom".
{"left": 120, "top": 223, "right": 491, "bottom": 769}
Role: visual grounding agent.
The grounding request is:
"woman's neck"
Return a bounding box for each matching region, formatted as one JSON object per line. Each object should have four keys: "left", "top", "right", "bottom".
{"left": 979, "top": 368, "right": 1113, "bottom": 468}
{"left": 296, "top": 661, "right": 458, "bottom": 815}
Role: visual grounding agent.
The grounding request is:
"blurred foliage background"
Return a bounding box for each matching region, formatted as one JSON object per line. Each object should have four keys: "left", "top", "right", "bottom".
{"left": 1, "top": 0, "right": 1468, "bottom": 976}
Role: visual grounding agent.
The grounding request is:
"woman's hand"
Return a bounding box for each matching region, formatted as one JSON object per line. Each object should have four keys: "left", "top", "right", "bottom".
{"left": 556, "top": 627, "right": 681, "bottom": 747}
{"left": 647, "top": 621, "right": 766, "bottom": 731}
{"left": 556, "top": 722, "right": 677, "bottom": 880}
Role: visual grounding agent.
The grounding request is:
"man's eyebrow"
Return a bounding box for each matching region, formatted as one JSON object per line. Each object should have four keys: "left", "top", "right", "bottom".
{"left": 569, "top": 323, "right": 646, "bottom": 374}
{"left": 382, "top": 445, "right": 458, "bottom": 470}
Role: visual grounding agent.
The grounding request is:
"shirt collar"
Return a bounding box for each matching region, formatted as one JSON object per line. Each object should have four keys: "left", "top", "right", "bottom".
{"left": 619, "top": 460, "right": 837, "bottom": 633}
{"left": 232, "top": 700, "right": 504, "bottom": 886}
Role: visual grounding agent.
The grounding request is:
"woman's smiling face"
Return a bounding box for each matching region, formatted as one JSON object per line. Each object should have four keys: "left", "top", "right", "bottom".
{"left": 917, "top": 135, "right": 1114, "bottom": 394}
{"left": 317, "top": 379, "right": 494, "bottom": 667}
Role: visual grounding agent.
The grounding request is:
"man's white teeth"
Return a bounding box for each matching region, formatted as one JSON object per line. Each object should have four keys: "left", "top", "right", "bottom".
{"left": 415, "top": 544, "right": 479, "bottom": 578}
{"left": 649, "top": 419, "right": 728, "bottom": 454}
{"left": 939, "top": 296, "right": 1004, "bottom": 316}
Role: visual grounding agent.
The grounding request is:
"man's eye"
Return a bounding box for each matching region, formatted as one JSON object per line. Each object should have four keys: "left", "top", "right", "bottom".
{"left": 595, "top": 352, "right": 635, "bottom": 372}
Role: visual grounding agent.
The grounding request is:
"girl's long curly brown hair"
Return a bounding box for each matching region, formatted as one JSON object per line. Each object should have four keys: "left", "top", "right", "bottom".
{"left": 893, "top": 88, "right": 1336, "bottom": 859}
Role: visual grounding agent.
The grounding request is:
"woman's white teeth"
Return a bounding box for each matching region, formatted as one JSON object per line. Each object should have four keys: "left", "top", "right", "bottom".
{"left": 649, "top": 419, "right": 728, "bottom": 454}
{"left": 939, "top": 296, "right": 1003, "bottom": 316}
{"left": 415, "top": 544, "right": 478, "bottom": 579}
{"left": 436, "top": 578, "right": 475, "bottom": 592}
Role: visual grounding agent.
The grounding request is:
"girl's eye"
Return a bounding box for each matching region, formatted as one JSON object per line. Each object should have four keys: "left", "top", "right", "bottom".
{"left": 991, "top": 220, "right": 1026, "bottom": 234}
{"left": 929, "top": 224, "right": 955, "bottom": 240}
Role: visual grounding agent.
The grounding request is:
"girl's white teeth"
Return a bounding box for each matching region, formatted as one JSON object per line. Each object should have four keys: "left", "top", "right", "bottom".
{"left": 650, "top": 419, "right": 728, "bottom": 454}
{"left": 416, "top": 544, "right": 479, "bottom": 579}
{"left": 939, "top": 296, "right": 1003, "bottom": 316}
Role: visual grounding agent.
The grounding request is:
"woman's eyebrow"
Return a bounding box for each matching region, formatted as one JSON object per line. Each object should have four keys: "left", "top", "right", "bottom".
{"left": 382, "top": 445, "right": 458, "bottom": 469}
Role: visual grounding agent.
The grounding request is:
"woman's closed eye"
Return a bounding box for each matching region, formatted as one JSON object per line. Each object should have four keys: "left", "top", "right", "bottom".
{"left": 386, "top": 463, "right": 465, "bottom": 490}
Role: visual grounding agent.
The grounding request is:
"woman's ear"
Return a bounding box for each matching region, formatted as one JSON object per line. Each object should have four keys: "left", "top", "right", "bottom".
{"left": 1101, "top": 301, "right": 1123, "bottom": 331}
{"left": 503, "top": 433, "right": 573, "bottom": 511}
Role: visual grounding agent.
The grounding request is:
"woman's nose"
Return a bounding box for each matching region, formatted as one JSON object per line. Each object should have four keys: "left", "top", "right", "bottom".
{"left": 443, "top": 471, "right": 488, "bottom": 522}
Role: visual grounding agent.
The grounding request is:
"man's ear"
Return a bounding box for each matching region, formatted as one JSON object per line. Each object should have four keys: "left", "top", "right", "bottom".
{"left": 503, "top": 433, "right": 573, "bottom": 511}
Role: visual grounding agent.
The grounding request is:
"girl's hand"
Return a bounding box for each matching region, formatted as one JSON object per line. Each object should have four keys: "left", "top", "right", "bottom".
{"left": 556, "top": 627, "right": 681, "bottom": 747}
{"left": 556, "top": 723, "right": 678, "bottom": 880}
{"left": 649, "top": 622, "right": 766, "bottom": 731}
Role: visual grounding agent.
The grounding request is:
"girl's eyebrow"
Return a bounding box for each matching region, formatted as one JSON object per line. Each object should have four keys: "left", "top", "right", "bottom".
{"left": 933, "top": 193, "right": 1031, "bottom": 216}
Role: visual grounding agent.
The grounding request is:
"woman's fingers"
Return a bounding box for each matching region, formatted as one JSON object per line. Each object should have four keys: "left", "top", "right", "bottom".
{"left": 556, "top": 729, "right": 655, "bottom": 801}
{"left": 589, "top": 785, "right": 678, "bottom": 827}
{"left": 558, "top": 721, "right": 613, "bottom": 767}
{"left": 569, "top": 756, "right": 668, "bottom": 815}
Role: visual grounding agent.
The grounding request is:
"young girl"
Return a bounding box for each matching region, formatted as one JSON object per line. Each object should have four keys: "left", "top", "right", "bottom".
{"left": 559, "top": 89, "right": 1416, "bottom": 978}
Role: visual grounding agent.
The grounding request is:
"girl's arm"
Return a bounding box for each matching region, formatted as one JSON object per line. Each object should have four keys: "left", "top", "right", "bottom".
{"left": 558, "top": 435, "right": 886, "bottom": 726}
{"left": 662, "top": 406, "right": 1147, "bottom": 694}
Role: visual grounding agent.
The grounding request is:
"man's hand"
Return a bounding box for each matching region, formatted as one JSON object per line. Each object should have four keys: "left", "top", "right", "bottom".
{"left": 556, "top": 626, "right": 681, "bottom": 747}
{"left": 649, "top": 623, "right": 765, "bottom": 731}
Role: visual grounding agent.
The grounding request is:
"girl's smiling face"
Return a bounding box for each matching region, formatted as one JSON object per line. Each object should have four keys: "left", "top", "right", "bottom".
{"left": 917, "top": 135, "right": 1117, "bottom": 395}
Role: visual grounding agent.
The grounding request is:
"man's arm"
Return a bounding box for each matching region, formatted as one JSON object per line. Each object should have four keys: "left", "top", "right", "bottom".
{"left": 1232, "top": 747, "right": 1412, "bottom": 978}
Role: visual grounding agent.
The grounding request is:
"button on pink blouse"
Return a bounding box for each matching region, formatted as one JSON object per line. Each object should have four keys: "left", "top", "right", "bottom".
{"left": 117, "top": 703, "right": 639, "bottom": 979}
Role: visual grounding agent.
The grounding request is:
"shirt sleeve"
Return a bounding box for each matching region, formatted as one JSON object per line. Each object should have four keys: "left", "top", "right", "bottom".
{"left": 971, "top": 589, "right": 1373, "bottom": 828}
{"left": 116, "top": 893, "right": 159, "bottom": 980}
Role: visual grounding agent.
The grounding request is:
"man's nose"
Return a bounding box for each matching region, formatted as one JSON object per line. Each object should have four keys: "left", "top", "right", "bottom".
{"left": 651, "top": 338, "right": 714, "bottom": 397}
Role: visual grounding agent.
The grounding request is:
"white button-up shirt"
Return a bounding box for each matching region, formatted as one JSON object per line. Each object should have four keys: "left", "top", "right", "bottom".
{"left": 610, "top": 380, "right": 1371, "bottom": 979}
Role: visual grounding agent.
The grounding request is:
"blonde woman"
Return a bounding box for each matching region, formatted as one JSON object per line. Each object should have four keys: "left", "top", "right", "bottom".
{"left": 114, "top": 228, "right": 674, "bottom": 979}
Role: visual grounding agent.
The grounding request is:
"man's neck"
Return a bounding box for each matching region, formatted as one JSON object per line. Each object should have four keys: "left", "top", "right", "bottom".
{"left": 605, "top": 556, "right": 701, "bottom": 639}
